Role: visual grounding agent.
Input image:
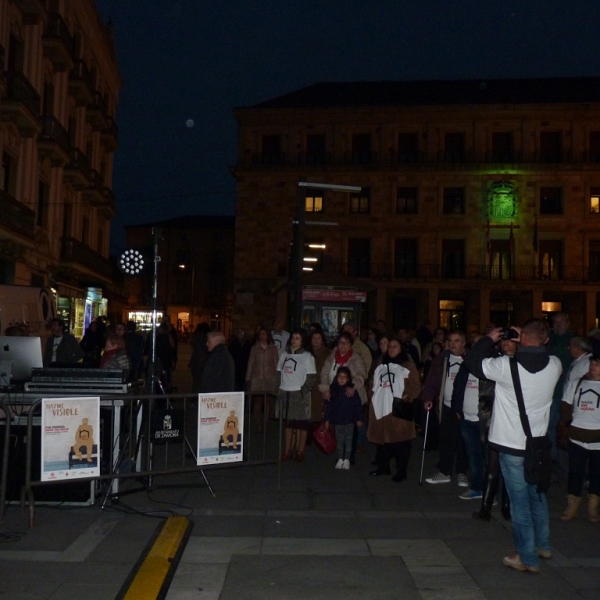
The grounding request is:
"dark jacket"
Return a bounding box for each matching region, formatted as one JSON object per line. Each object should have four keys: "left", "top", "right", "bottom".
{"left": 200, "top": 343, "right": 235, "bottom": 393}
{"left": 324, "top": 381, "right": 362, "bottom": 425}
{"left": 44, "top": 333, "right": 84, "bottom": 366}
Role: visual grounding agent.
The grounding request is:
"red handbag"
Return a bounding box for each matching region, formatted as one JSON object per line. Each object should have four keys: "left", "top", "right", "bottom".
{"left": 312, "top": 422, "right": 337, "bottom": 455}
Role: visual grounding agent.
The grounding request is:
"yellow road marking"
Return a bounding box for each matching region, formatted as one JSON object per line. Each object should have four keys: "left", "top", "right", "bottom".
{"left": 122, "top": 516, "right": 191, "bottom": 600}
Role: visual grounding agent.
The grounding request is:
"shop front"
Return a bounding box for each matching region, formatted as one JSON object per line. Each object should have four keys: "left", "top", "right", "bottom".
{"left": 56, "top": 285, "right": 107, "bottom": 339}
{"left": 302, "top": 287, "right": 367, "bottom": 343}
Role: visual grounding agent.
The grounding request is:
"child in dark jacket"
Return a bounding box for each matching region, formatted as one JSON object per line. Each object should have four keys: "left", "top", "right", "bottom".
{"left": 325, "top": 366, "right": 363, "bottom": 470}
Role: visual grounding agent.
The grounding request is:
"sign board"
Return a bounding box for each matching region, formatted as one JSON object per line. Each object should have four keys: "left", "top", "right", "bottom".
{"left": 197, "top": 392, "right": 244, "bottom": 465}
{"left": 302, "top": 289, "right": 367, "bottom": 303}
{"left": 41, "top": 397, "right": 100, "bottom": 481}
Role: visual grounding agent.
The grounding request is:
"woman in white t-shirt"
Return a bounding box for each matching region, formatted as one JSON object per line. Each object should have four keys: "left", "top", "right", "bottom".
{"left": 277, "top": 329, "right": 317, "bottom": 462}
{"left": 560, "top": 353, "right": 600, "bottom": 522}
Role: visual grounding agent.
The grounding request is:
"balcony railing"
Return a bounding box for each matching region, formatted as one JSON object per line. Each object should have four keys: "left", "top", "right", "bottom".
{"left": 4, "top": 71, "right": 40, "bottom": 117}
{"left": 39, "top": 115, "right": 70, "bottom": 152}
{"left": 239, "top": 148, "right": 600, "bottom": 168}
{"left": 69, "top": 59, "right": 95, "bottom": 103}
{"left": 66, "top": 147, "right": 91, "bottom": 176}
{"left": 45, "top": 14, "right": 75, "bottom": 53}
{"left": 61, "top": 237, "right": 113, "bottom": 279}
{"left": 43, "top": 13, "right": 75, "bottom": 66}
{"left": 0, "top": 189, "right": 35, "bottom": 239}
{"left": 294, "top": 262, "right": 600, "bottom": 284}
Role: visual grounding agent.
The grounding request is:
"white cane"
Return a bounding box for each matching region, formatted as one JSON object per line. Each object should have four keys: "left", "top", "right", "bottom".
{"left": 419, "top": 409, "right": 430, "bottom": 486}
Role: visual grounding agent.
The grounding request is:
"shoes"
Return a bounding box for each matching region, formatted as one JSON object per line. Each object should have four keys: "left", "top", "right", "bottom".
{"left": 425, "top": 472, "right": 451, "bottom": 484}
{"left": 472, "top": 509, "right": 491, "bottom": 522}
{"left": 502, "top": 554, "right": 539, "bottom": 573}
{"left": 457, "top": 473, "right": 469, "bottom": 487}
{"left": 281, "top": 450, "right": 292, "bottom": 462}
{"left": 370, "top": 467, "right": 392, "bottom": 476}
{"left": 537, "top": 548, "right": 553, "bottom": 559}
{"left": 459, "top": 489, "right": 483, "bottom": 500}
{"left": 392, "top": 470, "right": 407, "bottom": 483}
{"left": 335, "top": 458, "right": 344, "bottom": 469}
{"left": 295, "top": 450, "right": 305, "bottom": 463}
{"left": 342, "top": 459, "right": 350, "bottom": 470}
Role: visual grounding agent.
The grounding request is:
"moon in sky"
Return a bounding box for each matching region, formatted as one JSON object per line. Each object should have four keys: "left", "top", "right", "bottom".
{"left": 186, "top": 119, "right": 194, "bottom": 128}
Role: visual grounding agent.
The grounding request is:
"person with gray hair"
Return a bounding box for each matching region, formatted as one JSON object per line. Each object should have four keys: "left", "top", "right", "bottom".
{"left": 200, "top": 331, "right": 235, "bottom": 393}
{"left": 564, "top": 336, "right": 593, "bottom": 393}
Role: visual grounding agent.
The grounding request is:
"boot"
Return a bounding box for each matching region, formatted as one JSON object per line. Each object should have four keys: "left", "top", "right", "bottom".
{"left": 370, "top": 444, "right": 391, "bottom": 476}
{"left": 588, "top": 494, "right": 600, "bottom": 523}
{"left": 560, "top": 494, "right": 581, "bottom": 521}
{"left": 473, "top": 473, "right": 500, "bottom": 521}
{"left": 391, "top": 442, "right": 410, "bottom": 483}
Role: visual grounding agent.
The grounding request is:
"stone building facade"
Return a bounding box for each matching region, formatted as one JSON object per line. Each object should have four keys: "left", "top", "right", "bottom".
{"left": 231, "top": 78, "right": 600, "bottom": 335}
{"left": 0, "top": 0, "right": 121, "bottom": 337}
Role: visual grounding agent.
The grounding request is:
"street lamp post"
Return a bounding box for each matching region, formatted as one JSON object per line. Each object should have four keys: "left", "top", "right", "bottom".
{"left": 291, "top": 181, "right": 362, "bottom": 330}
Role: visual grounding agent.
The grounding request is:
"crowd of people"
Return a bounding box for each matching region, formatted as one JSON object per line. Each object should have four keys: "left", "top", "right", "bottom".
{"left": 8, "top": 308, "right": 598, "bottom": 573}
{"left": 195, "top": 311, "right": 599, "bottom": 575}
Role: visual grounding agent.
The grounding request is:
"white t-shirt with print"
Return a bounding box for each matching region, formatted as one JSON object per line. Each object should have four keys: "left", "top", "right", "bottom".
{"left": 277, "top": 350, "right": 316, "bottom": 391}
{"left": 443, "top": 354, "right": 464, "bottom": 408}
{"left": 272, "top": 330, "right": 290, "bottom": 355}
{"left": 563, "top": 378, "right": 600, "bottom": 450}
{"left": 462, "top": 371, "right": 480, "bottom": 421}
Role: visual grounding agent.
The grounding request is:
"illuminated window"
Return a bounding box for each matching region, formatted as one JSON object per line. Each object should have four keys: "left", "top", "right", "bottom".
{"left": 350, "top": 189, "right": 370, "bottom": 214}
{"left": 305, "top": 195, "right": 323, "bottom": 212}
{"left": 396, "top": 187, "right": 418, "bottom": 214}
{"left": 590, "top": 187, "right": 600, "bottom": 214}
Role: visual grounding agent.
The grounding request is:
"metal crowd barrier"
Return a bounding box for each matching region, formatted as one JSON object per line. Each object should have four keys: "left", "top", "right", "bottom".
{"left": 18, "top": 391, "right": 283, "bottom": 527}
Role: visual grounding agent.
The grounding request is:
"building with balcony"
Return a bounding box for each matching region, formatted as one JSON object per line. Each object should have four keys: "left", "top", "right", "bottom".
{"left": 0, "top": 0, "right": 121, "bottom": 338}
{"left": 124, "top": 216, "right": 235, "bottom": 337}
{"left": 231, "top": 77, "right": 600, "bottom": 337}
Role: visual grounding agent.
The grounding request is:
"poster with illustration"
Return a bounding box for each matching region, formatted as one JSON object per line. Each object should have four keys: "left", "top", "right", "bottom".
{"left": 41, "top": 397, "right": 100, "bottom": 481}
{"left": 197, "top": 392, "right": 244, "bottom": 465}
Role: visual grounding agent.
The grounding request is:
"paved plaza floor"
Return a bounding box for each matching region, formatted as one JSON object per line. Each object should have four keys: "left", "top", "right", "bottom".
{"left": 1, "top": 345, "right": 599, "bottom": 599}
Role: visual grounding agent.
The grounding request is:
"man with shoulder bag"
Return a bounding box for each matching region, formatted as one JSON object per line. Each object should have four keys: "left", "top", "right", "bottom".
{"left": 465, "top": 319, "right": 562, "bottom": 574}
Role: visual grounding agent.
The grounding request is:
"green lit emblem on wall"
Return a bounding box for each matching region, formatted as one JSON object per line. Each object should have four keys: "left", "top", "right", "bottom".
{"left": 488, "top": 181, "right": 516, "bottom": 219}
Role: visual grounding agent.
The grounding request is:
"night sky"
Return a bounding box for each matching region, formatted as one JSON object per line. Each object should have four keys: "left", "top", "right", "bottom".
{"left": 94, "top": 0, "right": 600, "bottom": 253}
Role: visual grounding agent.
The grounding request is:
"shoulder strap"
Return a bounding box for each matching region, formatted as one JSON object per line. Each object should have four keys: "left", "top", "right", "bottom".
{"left": 386, "top": 363, "right": 394, "bottom": 395}
{"left": 509, "top": 357, "right": 533, "bottom": 439}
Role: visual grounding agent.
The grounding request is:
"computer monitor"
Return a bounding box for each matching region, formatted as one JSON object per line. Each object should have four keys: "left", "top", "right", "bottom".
{"left": 0, "top": 336, "right": 44, "bottom": 382}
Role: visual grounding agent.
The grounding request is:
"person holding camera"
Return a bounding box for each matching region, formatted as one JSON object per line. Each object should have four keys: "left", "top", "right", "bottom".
{"left": 465, "top": 320, "right": 562, "bottom": 573}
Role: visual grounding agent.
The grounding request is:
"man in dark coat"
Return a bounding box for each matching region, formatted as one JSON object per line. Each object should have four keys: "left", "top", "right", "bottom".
{"left": 44, "top": 318, "right": 84, "bottom": 366}
{"left": 200, "top": 332, "right": 235, "bottom": 393}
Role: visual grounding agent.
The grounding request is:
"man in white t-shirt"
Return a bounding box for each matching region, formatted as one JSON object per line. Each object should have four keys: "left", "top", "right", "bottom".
{"left": 465, "top": 319, "right": 562, "bottom": 574}
{"left": 271, "top": 317, "right": 289, "bottom": 356}
{"left": 422, "top": 330, "right": 469, "bottom": 486}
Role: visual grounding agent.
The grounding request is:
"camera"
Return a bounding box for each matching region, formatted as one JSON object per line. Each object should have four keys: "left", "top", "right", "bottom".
{"left": 502, "top": 328, "right": 519, "bottom": 340}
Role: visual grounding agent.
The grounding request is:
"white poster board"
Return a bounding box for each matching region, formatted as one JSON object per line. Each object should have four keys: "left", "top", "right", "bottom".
{"left": 197, "top": 392, "right": 244, "bottom": 465}
{"left": 41, "top": 397, "right": 100, "bottom": 481}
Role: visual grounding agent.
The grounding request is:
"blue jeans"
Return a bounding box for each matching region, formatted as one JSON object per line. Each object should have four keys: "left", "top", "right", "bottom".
{"left": 500, "top": 453, "right": 550, "bottom": 568}
{"left": 460, "top": 419, "right": 485, "bottom": 492}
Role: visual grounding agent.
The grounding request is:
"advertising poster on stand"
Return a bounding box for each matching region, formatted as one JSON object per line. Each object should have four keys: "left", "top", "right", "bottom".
{"left": 197, "top": 392, "right": 244, "bottom": 465}
{"left": 41, "top": 397, "right": 100, "bottom": 481}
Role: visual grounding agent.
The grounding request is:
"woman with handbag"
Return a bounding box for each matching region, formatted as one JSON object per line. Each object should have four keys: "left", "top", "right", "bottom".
{"left": 368, "top": 338, "right": 421, "bottom": 482}
{"left": 278, "top": 329, "right": 317, "bottom": 462}
{"left": 245, "top": 326, "right": 280, "bottom": 432}
{"left": 319, "top": 331, "right": 367, "bottom": 463}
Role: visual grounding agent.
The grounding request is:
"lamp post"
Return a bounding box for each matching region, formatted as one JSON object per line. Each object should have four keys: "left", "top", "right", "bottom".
{"left": 291, "top": 181, "right": 362, "bottom": 329}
